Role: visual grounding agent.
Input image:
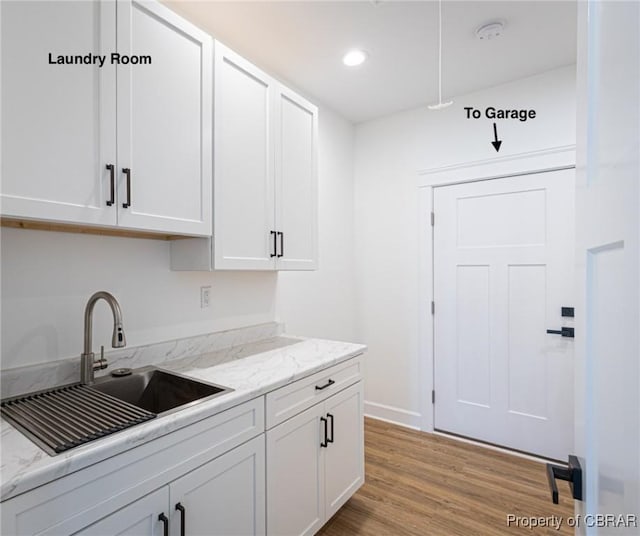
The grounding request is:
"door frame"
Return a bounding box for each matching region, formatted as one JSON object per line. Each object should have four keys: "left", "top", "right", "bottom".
{"left": 416, "top": 144, "right": 576, "bottom": 433}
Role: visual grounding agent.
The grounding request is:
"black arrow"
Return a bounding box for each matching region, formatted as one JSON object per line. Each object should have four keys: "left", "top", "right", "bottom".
{"left": 491, "top": 122, "right": 502, "bottom": 152}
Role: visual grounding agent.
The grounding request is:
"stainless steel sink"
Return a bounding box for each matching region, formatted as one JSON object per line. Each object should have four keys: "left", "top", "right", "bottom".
{"left": 91, "top": 366, "right": 232, "bottom": 415}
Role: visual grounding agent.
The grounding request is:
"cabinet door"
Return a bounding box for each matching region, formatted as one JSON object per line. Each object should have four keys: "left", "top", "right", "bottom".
{"left": 266, "top": 403, "right": 325, "bottom": 536}
{"left": 323, "top": 382, "right": 364, "bottom": 519}
{"left": 274, "top": 86, "right": 318, "bottom": 270}
{"left": 116, "top": 0, "right": 212, "bottom": 236}
{"left": 74, "top": 487, "right": 169, "bottom": 536}
{"left": 213, "top": 42, "right": 276, "bottom": 270}
{"left": 0, "top": 0, "right": 117, "bottom": 226}
{"left": 170, "top": 435, "right": 266, "bottom": 536}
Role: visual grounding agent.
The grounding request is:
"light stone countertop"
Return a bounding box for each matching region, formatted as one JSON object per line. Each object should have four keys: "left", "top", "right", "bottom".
{"left": 0, "top": 335, "right": 366, "bottom": 502}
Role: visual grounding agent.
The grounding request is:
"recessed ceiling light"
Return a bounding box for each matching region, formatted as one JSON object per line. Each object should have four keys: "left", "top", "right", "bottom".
{"left": 342, "top": 49, "right": 368, "bottom": 67}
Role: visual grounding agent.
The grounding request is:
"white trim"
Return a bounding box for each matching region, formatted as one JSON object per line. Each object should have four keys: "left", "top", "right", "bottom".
{"left": 364, "top": 401, "right": 422, "bottom": 430}
{"left": 418, "top": 186, "right": 435, "bottom": 433}
{"left": 417, "top": 145, "right": 576, "bottom": 435}
{"left": 417, "top": 145, "right": 576, "bottom": 187}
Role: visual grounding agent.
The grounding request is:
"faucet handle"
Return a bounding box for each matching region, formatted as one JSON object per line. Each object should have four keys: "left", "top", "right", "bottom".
{"left": 94, "top": 345, "right": 108, "bottom": 371}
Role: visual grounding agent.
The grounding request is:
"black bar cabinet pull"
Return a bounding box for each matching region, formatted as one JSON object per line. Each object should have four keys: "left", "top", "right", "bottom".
{"left": 277, "top": 231, "right": 284, "bottom": 258}
{"left": 546, "top": 327, "right": 575, "bottom": 338}
{"left": 315, "top": 379, "right": 335, "bottom": 391}
{"left": 270, "top": 231, "right": 277, "bottom": 258}
{"left": 175, "top": 503, "right": 186, "bottom": 536}
{"left": 326, "top": 413, "right": 334, "bottom": 444}
{"left": 546, "top": 455, "right": 583, "bottom": 504}
{"left": 320, "top": 416, "right": 328, "bottom": 448}
{"left": 105, "top": 164, "right": 115, "bottom": 206}
{"left": 158, "top": 513, "right": 169, "bottom": 536}
{"left": 122, "top": 168, "right": 131, "bottom": 208}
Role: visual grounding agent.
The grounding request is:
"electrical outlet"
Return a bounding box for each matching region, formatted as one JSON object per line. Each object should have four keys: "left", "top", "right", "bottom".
{"left": 200, "top": 286, "right": 211, "bottom": 308}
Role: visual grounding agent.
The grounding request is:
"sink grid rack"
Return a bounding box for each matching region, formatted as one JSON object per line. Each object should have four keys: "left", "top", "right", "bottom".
{"left": 1, "top": 383, "right": 156, "bottom": 455}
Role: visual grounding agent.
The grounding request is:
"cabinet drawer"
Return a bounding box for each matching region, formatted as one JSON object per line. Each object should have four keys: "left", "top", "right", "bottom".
{"left": 265, "top": 355, "right": 363, "bottom": 429}
{"left": 1, "top": 397, "right": 264, "bottom": 536}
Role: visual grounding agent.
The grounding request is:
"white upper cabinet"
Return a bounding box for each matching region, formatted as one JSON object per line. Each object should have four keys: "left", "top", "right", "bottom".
{"left": 171, "top": 41, "right": 318, "bottom": 270}
{"left": 116, "top": 1, "right": 212, "bottom": 235}
{"left": 213, "top": 43, "right": 276, "bottom": 269}
{"left": 0, "top": 0, "right": 212, "bottom": 237}
{"left": 1, "top": 0, "right": 117, "bottom": 226}
{"left": 274, "top": 87, "right": 318, "bottom": 270}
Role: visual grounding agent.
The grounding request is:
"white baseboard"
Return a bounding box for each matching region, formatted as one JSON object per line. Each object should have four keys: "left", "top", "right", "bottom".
{"left": 364, "top": 401, "right": 422, "bottom": 430}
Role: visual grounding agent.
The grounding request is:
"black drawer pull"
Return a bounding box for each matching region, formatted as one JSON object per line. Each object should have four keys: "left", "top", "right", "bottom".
{"left": 315, "top": 379, "right": 335, "bottom": 391}
{"left": 175, "top": 503, "right": 186, "bottom": 536}
{"left": 326, "top": 413, "right": 334, "bottom": 444}
{"left": 277, "top": 231, "right": 284, "bottom": 258}
{"left": 122, "top": 167, "right": 131, "bottom": 208}
{"left": 320, "top": 416, "right": 328, "bottom": 448}
{"left": 105, "top": 164, "right": 115, "bottom": 206}
{"left": 270, "top": 230, "right": 277, "bottom": 258}
{"left": 158, "top": 513, "right": 169, "bottom": 536}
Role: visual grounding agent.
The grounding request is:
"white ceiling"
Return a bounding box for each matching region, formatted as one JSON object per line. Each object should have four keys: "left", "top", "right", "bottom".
{"left": 165, "top": 0, "right": 577, "bottom": 123}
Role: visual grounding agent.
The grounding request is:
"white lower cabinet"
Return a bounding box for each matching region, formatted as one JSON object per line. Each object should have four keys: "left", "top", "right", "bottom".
{"left": 266, "top": 381, "right": 364, "bottom": 536}
{"left": 74, "top": 487, "right": 169, "bottom": 536}
{"left": 267, "top": 402, "right": 326, "bottom": 536}
{"left": 77, "top": 435, "right": 265, "bottom": 536}
{"left": 323, "top": 384, "right": 365, "bottom": 520}
{"left": 170, "top": 435, "right": 266, "bottom": 536}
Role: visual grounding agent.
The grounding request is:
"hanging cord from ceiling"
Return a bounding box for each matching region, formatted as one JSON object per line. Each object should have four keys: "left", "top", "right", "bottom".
{"left": 428, "top": 0, "right": 453, "bottom": 110}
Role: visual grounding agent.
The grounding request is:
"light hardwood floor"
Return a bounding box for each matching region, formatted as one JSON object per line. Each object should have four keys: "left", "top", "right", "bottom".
{"left": 318, "top": 417, "right": 574, "bottom": 536}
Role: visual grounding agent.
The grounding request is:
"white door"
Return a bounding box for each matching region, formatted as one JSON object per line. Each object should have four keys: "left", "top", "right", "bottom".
{"left": 0, "top": 0, "right": 117, "bottom": 226}
{"left": 74, "top": 487, "right": 169, "bottom": 536}
{"left": 434, "top": 170, "right": 575, "bottom": 460}
{"left": 266, "top": 402, "right": 325, "bottom": 536}
{"left": 324, "top": 382, "right": 364, "bottom": 519}
{"left": 213, "top": 42, "right": 276, "bottom": 270}
{"left": 170, "top": 435, "right": 266, "bottom": 536}
{"left": 274, "top": 86, "right": 318, "bottom": 270}
{"left": 574, "top": 0, "right": 639, "bottom": 528}
{"left": 116, "top": 0, "right": 212, "bottom": 236}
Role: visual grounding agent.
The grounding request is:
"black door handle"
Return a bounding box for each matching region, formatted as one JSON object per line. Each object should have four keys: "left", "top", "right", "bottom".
{"left": 175, "top": 503, "right": 186, "bottom": 536}
{"left": 105, "top": 164, "right": 115, "bottom": 206}
{"left": 277, "top": 231, "right": 284, "bottom": 258}
{"left": 320, "top": 416, "right": 328, "bottom": 448}
{"left": 546, "top": 455, "right": 583, "bottom": 504}
{"left": 546, "top": 327, "right": 574, "bottom": 338}
{"left": 270, "top": 231, "right": 277, "bottom": 258}
{"left": 158, "top": 513, "right": 169, "bottom": 536}
{"left": 326, "top": 413, "right": 334, "bottom": 444}
{"left": 122, "top": 168, "right": 131, "bottom": 208}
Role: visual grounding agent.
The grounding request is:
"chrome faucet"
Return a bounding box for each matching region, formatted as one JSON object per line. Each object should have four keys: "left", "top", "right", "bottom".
{"left": 80, "top": 291, "right": 127, "bottom": 384}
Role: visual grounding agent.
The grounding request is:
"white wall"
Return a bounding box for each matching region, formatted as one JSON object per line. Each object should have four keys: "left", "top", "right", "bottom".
{"left": 0, "top": 106, "right": 357, "bottom": 371}
{"left": 354, "top": 66, "right": 577, "bottom": 427}
{"left": 277, "top": 107, "right": 357, "bottom": 343}
{"left": 0, "top": 228, "right": 278, "bottom": 369}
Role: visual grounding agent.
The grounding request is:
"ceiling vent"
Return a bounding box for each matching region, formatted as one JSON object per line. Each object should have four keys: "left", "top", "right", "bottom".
{"left": 475, "top": 21, "right": 505, "bottom": 41}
